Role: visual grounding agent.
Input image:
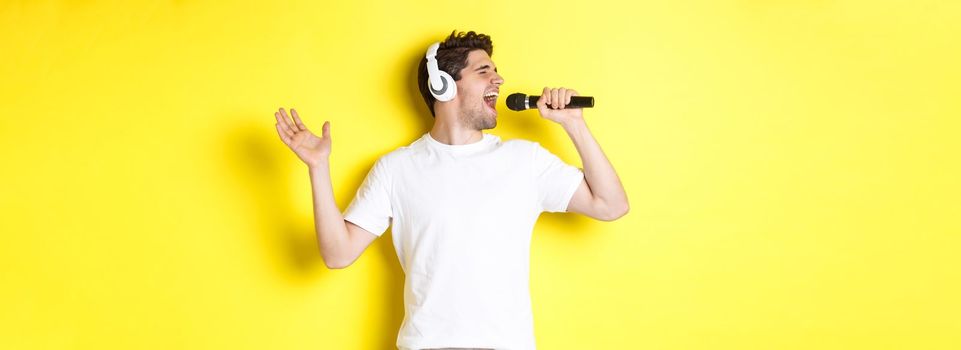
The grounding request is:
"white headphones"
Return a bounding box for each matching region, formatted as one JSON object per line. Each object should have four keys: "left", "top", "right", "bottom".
{"left": 425, "top": 42, "right": 456, "bottom": 102}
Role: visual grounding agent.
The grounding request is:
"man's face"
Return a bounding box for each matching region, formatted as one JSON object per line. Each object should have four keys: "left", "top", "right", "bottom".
{"left": 455, "top": 49, "right": 504, "bottom": 130}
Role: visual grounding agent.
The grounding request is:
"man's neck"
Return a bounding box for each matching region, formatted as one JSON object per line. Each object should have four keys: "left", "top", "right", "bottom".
{"left": 430, "top": 109, "right": 483, "bottom": 145}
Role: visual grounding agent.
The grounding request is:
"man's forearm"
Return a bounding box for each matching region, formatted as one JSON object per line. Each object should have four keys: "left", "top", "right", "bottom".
{"left": 307, "top": 161, "right": 350, "bottom": 267}
{"left": 561, "top": 118, "right": 629, "bottom": 214}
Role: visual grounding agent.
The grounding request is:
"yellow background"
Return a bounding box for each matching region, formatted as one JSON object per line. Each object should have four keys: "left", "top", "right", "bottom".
{"left": 2, "top": 0, "right": 959, "bottom": 349}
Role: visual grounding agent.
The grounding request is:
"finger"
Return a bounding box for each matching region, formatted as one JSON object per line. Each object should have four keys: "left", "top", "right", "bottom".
{"left": 565, "top": 89, "right": 574, "bottom": 106}
{"left": 551, "top": 88, "right": 560, "bottom": 109}
{"left": 275, "top": 123, "right": 291, "bottom": 144}
{"left": 277, "top": 107, "right": 297, "bottom": 131}
{"left": 276, "top": 111, "right": 295, "bottom": 136}
{"left": 322, "top": 121, "right": 330, "bottom": 138}
{"left": 537, "top": 87, "right": 550, "bottom": 109}
{"left": 279, "top": 108, "right": 295, "bottom": 130}
{"left": 291, "top": 108, "right": 307, "bottom": 131}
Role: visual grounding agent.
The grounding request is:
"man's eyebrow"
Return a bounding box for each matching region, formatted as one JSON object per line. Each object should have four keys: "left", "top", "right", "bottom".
{"left": 474, "top": 64, "right": 497, "bottom": 72}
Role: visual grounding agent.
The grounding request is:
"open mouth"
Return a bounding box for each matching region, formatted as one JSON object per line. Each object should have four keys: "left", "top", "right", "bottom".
{"left": 483, "top": 91, "right": 499, "bottom": 113}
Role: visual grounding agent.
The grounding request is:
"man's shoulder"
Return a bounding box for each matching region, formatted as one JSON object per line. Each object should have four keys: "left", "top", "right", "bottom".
{"left": 373, "top": 147, "right": 410, "bottom": 166}
{"left": 370, "top": 137, "right": 425, "bottom": 166}
{"left": 502, "top": 137, "right": 537, "bottom": 147}
{"left": 500, "top": 137, "right": 543, "bottom": 154}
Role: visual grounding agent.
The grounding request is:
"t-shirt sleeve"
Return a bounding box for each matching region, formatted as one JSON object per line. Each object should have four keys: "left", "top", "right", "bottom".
{"left": 343, "top": 157, "right": 393, "bottom": 237}
{"left": 532, "top": 142, "right": 585, "bottom": 213}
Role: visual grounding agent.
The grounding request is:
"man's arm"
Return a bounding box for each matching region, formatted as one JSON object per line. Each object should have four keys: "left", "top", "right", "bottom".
{"left": 534, "top": 88, "right": 629, "bottom": 221}
{"left": 308, "top": 163, "right": 379, "bottom": 269}
{"left": 274, "top": 107, "right": 376, "bottom": 269}
{"left": 561, "top": 118, "right": 630, "bottom": 221}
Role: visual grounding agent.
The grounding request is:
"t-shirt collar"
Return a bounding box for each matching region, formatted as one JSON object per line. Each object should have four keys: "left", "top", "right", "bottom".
{"left": 424, "top": 132, "right": 497, "bottom": 155}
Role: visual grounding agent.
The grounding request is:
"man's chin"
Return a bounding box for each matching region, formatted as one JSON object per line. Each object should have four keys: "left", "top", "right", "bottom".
{"left": 473, "top": 117, "right": 496, "bottom": 130}
{"left": 484, "top": 118, "right": 497, "bottom": 130}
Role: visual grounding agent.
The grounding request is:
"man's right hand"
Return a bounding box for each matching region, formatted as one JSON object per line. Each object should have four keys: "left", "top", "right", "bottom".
{"left": 274, "top": 107, "right": 331, "bottom": 168}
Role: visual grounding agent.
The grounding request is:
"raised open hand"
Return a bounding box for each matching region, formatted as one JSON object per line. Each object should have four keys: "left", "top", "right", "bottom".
{"left": 274, "top": 107, "right": 330, "bottom": 168}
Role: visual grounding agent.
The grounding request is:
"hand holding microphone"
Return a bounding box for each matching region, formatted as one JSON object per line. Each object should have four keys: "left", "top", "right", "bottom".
{"left": 507, "top": 87, "right": 593, "bottom": 125}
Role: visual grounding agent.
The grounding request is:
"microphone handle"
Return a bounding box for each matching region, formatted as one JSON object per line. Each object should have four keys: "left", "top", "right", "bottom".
{"left": 527, "top": 95, "right": 594, "bottom": 109}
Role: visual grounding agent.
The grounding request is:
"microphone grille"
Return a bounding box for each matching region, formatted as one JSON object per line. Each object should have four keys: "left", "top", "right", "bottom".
{"left": 506, "top": 93, "right": 527, "bottom": 111}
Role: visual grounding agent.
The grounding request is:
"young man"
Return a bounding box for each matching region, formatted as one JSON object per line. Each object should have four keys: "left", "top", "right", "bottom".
{"left": 274, "top": 30, "right": 628, "bottom": 350}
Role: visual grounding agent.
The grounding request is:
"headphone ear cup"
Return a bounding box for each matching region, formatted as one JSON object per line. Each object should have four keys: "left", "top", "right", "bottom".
{"left": 425, "top": 41, "right": 457, "bottom": 102}
{"left": 430, "top": 70, "right": 457, "bottom": 102}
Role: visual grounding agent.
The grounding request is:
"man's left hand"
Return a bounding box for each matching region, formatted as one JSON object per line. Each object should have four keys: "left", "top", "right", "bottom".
{"left": 536, "top": 86, "right": 584, "bottom": 126}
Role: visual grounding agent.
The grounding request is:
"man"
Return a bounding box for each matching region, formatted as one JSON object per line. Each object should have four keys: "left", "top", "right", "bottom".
{"left": 273, "top": 30, "right": 628, "bottom": 350}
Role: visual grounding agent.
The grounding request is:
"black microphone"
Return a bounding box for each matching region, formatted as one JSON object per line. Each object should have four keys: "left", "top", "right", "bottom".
{"left": 506, "top": 93, "right": 594, "bottom": 111}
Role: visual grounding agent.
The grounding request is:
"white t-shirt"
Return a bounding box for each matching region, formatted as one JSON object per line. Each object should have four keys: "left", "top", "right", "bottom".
{"left": 343, "top": 132, "right": 584, "bottom": 350}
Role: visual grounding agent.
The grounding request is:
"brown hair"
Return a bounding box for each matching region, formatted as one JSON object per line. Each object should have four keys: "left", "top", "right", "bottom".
{"left": 417, "top": 30, "right": 494, "bottom": 117}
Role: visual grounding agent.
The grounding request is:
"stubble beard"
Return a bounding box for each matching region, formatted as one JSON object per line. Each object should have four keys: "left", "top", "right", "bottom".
{"left": 460, "top": 103, "right": 496, "bottom": 131}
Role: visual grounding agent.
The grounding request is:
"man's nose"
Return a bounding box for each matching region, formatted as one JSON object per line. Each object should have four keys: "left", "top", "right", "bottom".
{"left": 492, "top": 73, "right": 504, "bottom": 85}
